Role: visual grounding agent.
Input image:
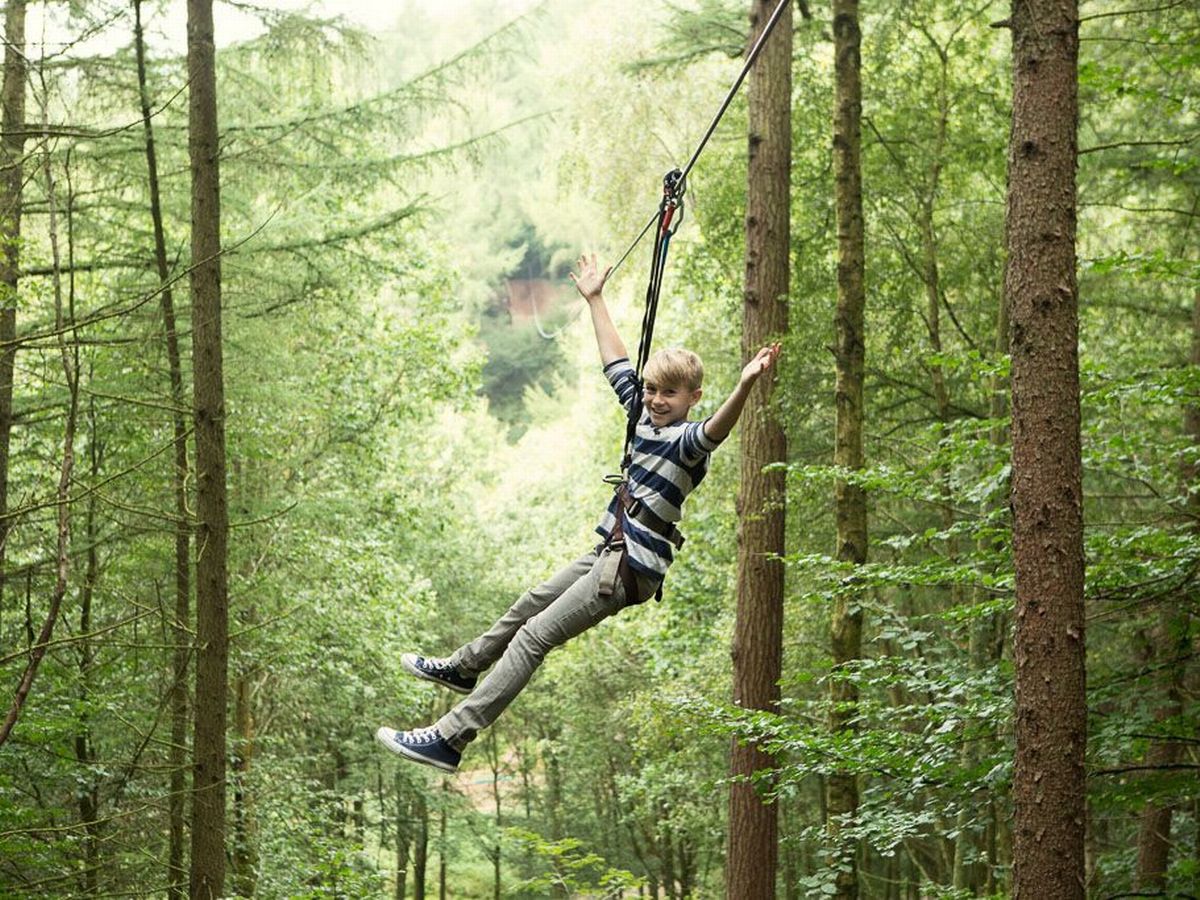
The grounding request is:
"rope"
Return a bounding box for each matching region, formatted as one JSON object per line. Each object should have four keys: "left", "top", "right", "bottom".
{"left": 525, "top": 254, "right": 583, "bottom": 340}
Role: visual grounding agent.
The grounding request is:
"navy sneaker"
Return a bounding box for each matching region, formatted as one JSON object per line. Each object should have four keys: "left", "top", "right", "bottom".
{"left": 375, "top": 725, "right": 461, "bottom": 773}
{"left": 401, "top": 653, "right": 477, "bottom": 694}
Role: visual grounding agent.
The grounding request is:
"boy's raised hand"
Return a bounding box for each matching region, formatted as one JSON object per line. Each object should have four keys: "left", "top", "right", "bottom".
{"left": 569, "top": 253, "right": 612, "bottom": 302}
{"left": 740, "top": 343, "right": 781, "bottom": 386}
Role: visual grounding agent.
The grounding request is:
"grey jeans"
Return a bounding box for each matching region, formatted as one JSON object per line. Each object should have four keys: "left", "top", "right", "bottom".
{"left": 435, "top": 546, "right": 658, "bottom": 749}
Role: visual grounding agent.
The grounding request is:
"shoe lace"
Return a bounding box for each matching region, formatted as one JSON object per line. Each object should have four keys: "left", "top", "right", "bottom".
{"left": 424, "top": 657, "right": 455, "bottom": 676}
{"left": 405, "top": 726, "right": 441, "bottom": 745}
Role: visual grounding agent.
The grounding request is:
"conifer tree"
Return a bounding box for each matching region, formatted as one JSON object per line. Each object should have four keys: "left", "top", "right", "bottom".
{"left": 726, "top": 0, "right": 790, "bottom": 896}
{"left": 187, "top": 0, "right": 230, "bottom": 894}
{"left": 1005, "top": 1, "right": 1085, "bottom": 896}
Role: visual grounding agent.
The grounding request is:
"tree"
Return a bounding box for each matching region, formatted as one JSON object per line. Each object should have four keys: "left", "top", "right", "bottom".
{"left": 132, "top": 3, "right": 193, "bottom": 892}
{"left": 1133, "top": 286, "right": 1197, "bottom": 892}
{"left": 726, "top": 0, "right": 791, "bottom": 897}
{"left": 0, "top": 16, "right": 79, "bottom": 753}
{"left": 187, "top": 0, "right": 231, "bottom": 895}
{"left": 1005, "top": 1, "right": 1085, "bottom": 896}
{"left": 828, "top": 0, "right": 866, "bottom": 897}
{"left": 0, "top": 0, "right": 25, "bottom": 624}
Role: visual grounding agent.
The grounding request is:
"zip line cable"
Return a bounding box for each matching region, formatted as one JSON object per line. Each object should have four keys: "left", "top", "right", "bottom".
{"left": 529, "top": 0, "right": 791, "bottom": 342}
{"left": 608, "top": 0, "right": 792, "bottom": 278}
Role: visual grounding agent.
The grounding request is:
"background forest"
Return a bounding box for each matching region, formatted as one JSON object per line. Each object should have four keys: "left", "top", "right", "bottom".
{"left": 0, "top": 0, "right": 1196, "bottom": 897}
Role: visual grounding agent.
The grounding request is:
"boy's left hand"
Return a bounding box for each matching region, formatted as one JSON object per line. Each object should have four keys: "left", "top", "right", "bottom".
{"left": 741, "top": 343, "right": 781, "bottom": 386}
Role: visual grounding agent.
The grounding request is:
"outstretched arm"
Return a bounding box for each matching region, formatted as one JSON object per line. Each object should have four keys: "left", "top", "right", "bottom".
{"left": 571, "top": 254, "right": 628, "bottom": 366}
{"left": 703, "top": 343, "right": 781, "bottom": 443}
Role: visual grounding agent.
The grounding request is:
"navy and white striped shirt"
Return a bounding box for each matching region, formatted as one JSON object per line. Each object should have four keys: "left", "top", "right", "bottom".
{"left": 595, "top": 358, "right": 722, "bottom": 579}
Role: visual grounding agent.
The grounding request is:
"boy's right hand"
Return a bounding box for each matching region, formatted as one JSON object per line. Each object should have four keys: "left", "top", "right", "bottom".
{"left": 570, "top": 254, "right": 612, "bottom": 303}
{"left": 740, "top": 343, "right": 781, "bottom": 386}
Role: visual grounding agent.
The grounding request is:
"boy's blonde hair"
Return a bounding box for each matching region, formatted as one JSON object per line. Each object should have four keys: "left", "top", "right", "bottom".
{"left": 643, "top": 347, "right": 704, "bottom": 391}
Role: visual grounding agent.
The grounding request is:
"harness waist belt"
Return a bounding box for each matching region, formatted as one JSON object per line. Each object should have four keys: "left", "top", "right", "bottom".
{"left": 625, "top": 498, "right": 684, "bottom": 551}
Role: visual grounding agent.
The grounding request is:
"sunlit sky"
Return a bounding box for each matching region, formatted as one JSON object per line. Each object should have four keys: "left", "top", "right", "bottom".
{"left": 25, "top": 0, "right": 542, "bottom": 60}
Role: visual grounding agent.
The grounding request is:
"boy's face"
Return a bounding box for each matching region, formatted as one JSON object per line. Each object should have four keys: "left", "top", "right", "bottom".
{"left": 643, "top": 380, "right": 702, "bottom": 428}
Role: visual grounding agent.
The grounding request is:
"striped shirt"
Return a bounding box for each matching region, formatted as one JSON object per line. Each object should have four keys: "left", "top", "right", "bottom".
{"left": 595, "top": 358, "right": 722, "bottom": 579}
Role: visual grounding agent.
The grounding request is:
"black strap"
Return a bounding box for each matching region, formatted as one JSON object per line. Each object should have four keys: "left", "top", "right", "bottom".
{"left": 626, "top": 496, "right": 684, "bottom": 550}
{"left": 620, "top": 168, "right": 685, "bottom": 473}
{"left": 606, "top": 482, "right": 680, "bottom": 605}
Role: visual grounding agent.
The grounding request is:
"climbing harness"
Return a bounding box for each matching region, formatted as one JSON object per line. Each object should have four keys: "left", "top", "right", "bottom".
{"left": 600, "top": 476, "right": 684, "bottom": 606}
{"left": 600, "top": 0, "right": 792, "bottom": 601}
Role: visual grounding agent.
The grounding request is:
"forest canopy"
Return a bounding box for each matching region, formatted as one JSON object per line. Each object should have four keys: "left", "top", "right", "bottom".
{"left": 0, "top": 0, "right": 1197, "bottom": 897}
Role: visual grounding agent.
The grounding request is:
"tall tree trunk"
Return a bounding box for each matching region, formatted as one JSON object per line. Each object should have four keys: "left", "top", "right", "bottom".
{"left": 132, "top": 4, "right": 193, "bottom": 893}
{"left": 439, "top": 779, "right": 449, "bottom": 900}
{"left": 726, "top": 0, "right": 791, "bottom": 897}
{"left": 1005, "top": 2, "right": 1085, "bottom": 897}
{"left": 486, "top": 729, "right": 503, "bottom": 900}
{"left": 0, "top": 0, "right": 26, "bottom": 623}
{"left": 983, "top": 266, "right": 1011, "bottom": 894}
{"left": 187, "top": 0, "right": 230, "bottom": 895}
{"left": 662, "top": 802, "right": 678, "bottom": 900}
{"left": 828, "top": 1, "right": 866, "bottom": 898}
{"left": 1133, "top": 611, "right": 1185, "bottom": 891}
{"left": 914, "top": 49, "right": 978, "bottom": 892}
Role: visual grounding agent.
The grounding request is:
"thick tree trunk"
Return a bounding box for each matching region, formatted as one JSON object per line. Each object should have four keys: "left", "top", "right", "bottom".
{"left": 828, "top": 1, "right": 866, "bottom": 898}
{"left": 1005, "top": 2, "right": 1085, "bottom": 897}
{"left": 726, "top": 0, "right": 791, "bottom": 897}
{"left": 0, "top": 0, "right": 27, "bottom": 620}
{"left": 132, "top": 4, "right": 193, "bottom": 893}
{"left": 187, "top": 0, "right": 231, "bottom": 896}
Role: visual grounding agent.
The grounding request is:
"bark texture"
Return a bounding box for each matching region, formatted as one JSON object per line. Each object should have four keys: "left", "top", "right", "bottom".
{"left": 726, "top": 0, "right": 791, "bottom": 897}
{"left": 187, "top": 0, "right": 230, "bottom": 896}
{"left": 1005, "top": 2, "right": 1086, "bottom": 897}
{"left": 828, "top": 1, "right": 866, "bottom": 897}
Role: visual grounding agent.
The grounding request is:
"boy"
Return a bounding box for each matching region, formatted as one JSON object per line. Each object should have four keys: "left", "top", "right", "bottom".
{"left": 376, "top": 254, "right": 780, "bottom": 772}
